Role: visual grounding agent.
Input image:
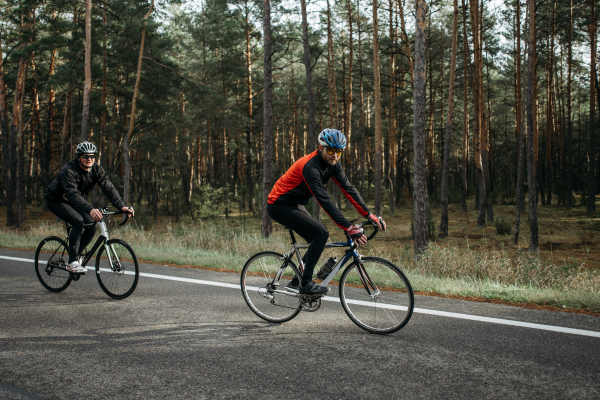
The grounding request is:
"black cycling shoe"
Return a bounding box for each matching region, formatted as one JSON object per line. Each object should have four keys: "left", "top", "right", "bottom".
{"left": 286, "top": 276, "right": 300, "bottom": 289}
{"left": 299, "top": 280, "right": 328, "bottom": 295}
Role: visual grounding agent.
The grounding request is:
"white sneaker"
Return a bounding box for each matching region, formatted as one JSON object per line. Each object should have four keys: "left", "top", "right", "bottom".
{"left": 67, "top": 261, "right": 87, "bottom": 274}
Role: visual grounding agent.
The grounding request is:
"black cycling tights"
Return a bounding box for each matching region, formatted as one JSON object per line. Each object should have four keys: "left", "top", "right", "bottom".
{"left": 47, "top": 201, "right": 98, "bottom": 263}
{"left": 267, "top": 203, "right": 329, "bottom": 285}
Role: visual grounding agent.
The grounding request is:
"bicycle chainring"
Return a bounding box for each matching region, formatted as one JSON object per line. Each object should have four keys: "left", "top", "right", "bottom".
{"left": 300, "top": 295, "right": 322, "bottom": 312}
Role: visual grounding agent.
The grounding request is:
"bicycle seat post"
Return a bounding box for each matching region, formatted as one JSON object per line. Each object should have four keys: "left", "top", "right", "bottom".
{"left": 288, "top": 229, "right": 297, "bottom": 245}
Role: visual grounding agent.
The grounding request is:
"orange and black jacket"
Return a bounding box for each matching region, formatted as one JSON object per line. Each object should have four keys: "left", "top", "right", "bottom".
{"left": 268, "top": 150, "right": 371, "bottom": 230}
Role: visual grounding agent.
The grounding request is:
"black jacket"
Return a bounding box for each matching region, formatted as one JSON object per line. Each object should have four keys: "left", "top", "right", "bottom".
{"left": 45, "top": 158, "right": 125, "bottom": 213}
{"left": 268, "top": 150, "right": 370, "bottom": 230}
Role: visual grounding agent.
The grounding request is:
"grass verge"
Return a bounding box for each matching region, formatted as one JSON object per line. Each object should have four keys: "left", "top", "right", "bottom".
{"left": 2, "top": 220, "right": 599, "bottom": 314}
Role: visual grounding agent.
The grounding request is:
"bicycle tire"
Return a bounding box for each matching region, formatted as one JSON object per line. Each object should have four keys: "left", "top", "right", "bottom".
{"left": 34, "top": 236, "right": 72, "bottom": 292}
{"left": 339, "top": 257, "right": 414, "bottom": 334}
{"left": 95, "top": 239, "right": 139, "bottom": 299}
{"left": 241, "top": 251, "right": 302, "bottom": 323}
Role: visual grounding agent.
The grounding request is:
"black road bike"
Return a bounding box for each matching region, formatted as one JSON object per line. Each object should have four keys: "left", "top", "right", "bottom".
{"left": 241, "top": 219, "right": 414, "bottom": 334}
{"left": 34, "top": 208, "right": 139, "bottom": 299}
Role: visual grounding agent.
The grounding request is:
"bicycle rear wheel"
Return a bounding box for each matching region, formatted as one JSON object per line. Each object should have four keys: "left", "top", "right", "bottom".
{"left": 34, "top": 236, "right": 72, "bottom": 292}
{"left": 241, "top": 251, "right": 302, "bottom": 323}
{"left": 339, "top": 257, "right": 414, "bottom": 334}
{"left": 95, "top": 239, "right": 139, "bottom": 299}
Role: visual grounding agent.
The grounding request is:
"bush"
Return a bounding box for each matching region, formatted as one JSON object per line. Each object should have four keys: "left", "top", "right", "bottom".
{"left": 494, "top": 217, "right": 512, "bottom": 235}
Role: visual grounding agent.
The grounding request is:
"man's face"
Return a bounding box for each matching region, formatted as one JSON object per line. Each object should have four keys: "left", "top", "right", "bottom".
{"left": 319, "top": 145, "right": 343, "bottom": 166}
{"left": 79, "top": 153, "right": 96, "bottom": 169}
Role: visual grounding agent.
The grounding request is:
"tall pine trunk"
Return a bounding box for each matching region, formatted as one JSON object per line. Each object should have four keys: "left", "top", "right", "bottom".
{"left": 261, "top": 0, "right": 273, "bottom": 237}
{"left": 461, "top": 0, "right": 469, "bottom": 214}
{"left": 123, "top": 0, "right": 154, "bottom": 207}
{"left": 588, "top": 0, "right": 596, "bottom": 212}
{"left": 373, "top": 0, "right": 383, "bottom": 215}
{"left": 514, "top": 0, "right": 524, "bottom": 245}
{"left": 439, "top": 0, "right": 458, "bottom": 238}
{"left": 526, "top": 0, "right": 539, "bottom": 252}
{"left": 566, "top": 0, "right": 573, "bottom": 209}
{"left": 300, "top": 0, "right": 319, "bottom": 220}
{"left": 81, "top": 0, "right": 92, "bottom": 141}
{"left": 414, "top": 0, "right": 429, "bottom": 255}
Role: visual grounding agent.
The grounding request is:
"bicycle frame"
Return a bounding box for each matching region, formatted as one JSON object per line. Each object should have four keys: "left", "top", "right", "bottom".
{"left": 275, "top": 229, "right": 372, "bottom": 295}
{"left": 63, "top": 212, "right": 123, "bottom": 271}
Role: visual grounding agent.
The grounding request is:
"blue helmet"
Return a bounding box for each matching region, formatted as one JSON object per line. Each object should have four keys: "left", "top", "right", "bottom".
{"left": 318, "top": 129, "right": 347, "bottom": 149}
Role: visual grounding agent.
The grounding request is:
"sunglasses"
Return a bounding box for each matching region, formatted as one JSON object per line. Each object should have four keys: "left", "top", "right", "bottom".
{"left": 81, "top": 155, "right": 96, "bottom": 160}
{"left": 325, "top": 147, "right": 343, "bottom": 156}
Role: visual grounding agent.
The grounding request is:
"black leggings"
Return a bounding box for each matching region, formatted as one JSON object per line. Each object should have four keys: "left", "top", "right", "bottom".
{"left": 46, "top": 200, "right": 98, "bottom": 263}
{"left": 267, "top": 203, "right": 329, "bottom": 284}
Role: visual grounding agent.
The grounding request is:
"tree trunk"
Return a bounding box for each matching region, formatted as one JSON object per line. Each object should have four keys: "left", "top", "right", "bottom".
{"left": 0, "top": 31, "right": 15, "bottom": 224}
{"left": 345, "top": 0, "right": 353, "bottom": 183}
{"left": 300, "top": 0, "right": 319, "bottom": 220}
{"left": 589, "top": 0, "right": 596, "bottom": 212}
{"left": 100, "top": 8, "right": 107, "bottom": 168}
{"left": 398, "top": 0, "right": 414, "bottom": 83}
{"left": 326, "top": 0, "right": 337, "bottom": 128}
{"left": 439, "top": 0, "right": 458, "bottom": 238}
{"left": 461, "top": 0, "right": 469, "bottom": 214}
{"left": 14, "top": 53, "right": 28, "bottom": 227}
{"left": 565, "top": 0, "right": 573, "bottom": 208}
{"left": 261, "top": 0, "right": 273, "bottom": 237}
{"left": 566, "top": 0, "right": 573, "bottom": 209}
{"left": 514, "top": 0, "right": 524, "bottom": 245}
{"left": 123, "top": 0, "right": 154, "bottom": 207}
{"left": 81, "top": 0, "right": 92, "bottom": 141}
{"left": 387, "top": 0, "right": 397, "bottom": 215}
{"left": 526, "top": 0, "right": 539, "bottom": 252}
{"left": 357, "top": 0, "right": 366, "bottom": 195}
{"left": 373, "top": 0, "right": 383, "bottom": 216}
{"left": 414, "top": 0, "right": 429, "bottom": 255}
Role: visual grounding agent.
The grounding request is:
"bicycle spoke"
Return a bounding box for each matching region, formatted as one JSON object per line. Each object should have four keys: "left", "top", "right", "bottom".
{"left": 241, "top": 252, "right": 302, "bottom": 323}
{"left": 340, "top": 257, "right": 413, "bottom": 334}
{"left": 95, "top": 239, "right": 139, "bottom": 299}
{"left": 35, "top": 237, "right": 72, "bottom": 292}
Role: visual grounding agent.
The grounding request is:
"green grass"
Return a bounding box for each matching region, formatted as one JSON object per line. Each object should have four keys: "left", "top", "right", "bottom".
{"left": 2, "top": 219, "right": 599, "bottom": 313}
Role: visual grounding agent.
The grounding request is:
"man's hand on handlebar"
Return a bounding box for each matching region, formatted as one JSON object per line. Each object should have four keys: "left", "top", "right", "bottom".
{"left": 347, "top": 225, "right": 368, "bottom": 246}
{"left": 121, "top": 206, "right": 134, "bottom": 218}
{"left": 90, "top": 208, "right": 103, "bottom": 221}
{"left": 367, "top": 214, "right": 387, "bottom": 233}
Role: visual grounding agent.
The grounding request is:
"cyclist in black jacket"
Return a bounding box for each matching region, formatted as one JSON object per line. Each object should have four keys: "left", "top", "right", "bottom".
{"left": 267, "top": 129, "right": 386, "bottom": 295}
{"left": 44, "top": 141, "right": 133, "bottom": 274}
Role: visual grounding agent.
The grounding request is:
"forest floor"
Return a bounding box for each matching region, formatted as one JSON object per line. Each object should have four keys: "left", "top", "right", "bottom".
{"left": 2, "top": 200, "right": 600, "bottom": 314}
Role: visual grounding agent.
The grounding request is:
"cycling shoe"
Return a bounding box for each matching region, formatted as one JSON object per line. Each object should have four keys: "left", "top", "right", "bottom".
{"left": 299, "top": 280, "right": 327, "bottom": 295}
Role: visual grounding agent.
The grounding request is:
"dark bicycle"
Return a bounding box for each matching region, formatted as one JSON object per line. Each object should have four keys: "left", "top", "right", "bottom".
{"left": 34, "top": 207, "right": 139, "bottom": 299}
{"left": 241, "top": 219, "right": 414, "bottom": 334}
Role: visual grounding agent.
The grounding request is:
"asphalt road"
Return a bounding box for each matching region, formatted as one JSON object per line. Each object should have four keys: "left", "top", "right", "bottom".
{"left": 1, "top": 248, "right": 599, "bottom": 399}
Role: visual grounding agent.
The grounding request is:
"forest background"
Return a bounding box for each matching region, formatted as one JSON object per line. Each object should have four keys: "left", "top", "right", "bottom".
{"left": 2, "top": 0, "right": 600, "bottom": 312}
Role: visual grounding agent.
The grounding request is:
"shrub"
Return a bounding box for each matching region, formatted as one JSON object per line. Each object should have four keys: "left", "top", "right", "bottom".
{"left": 495, "top": 217, "right": 512, "bottom": 235}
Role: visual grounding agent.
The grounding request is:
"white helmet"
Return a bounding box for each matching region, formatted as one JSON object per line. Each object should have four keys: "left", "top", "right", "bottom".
{"left": 76, "top": 141, "right": 98, "bottom": 155}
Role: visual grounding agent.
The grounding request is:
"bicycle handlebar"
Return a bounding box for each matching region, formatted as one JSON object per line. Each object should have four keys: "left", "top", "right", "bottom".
{"left": 100, "top": 208, "right": 133, "bottom": 226}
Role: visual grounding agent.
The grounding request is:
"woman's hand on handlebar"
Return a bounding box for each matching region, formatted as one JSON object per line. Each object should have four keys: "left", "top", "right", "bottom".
{"left": 121, "top": 206, "right": 134, "bottom": 217}
{"left": 90, "top": 208, "right": 103, "bottom": 221}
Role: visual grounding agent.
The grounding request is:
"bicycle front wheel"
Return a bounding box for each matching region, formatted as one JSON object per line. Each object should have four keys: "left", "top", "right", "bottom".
{"left": 339, "top": 257, "right": 414, "bottom": 334}
{"left": 35, "top": 236, "right": 72, "bottom": 292}
{"left": 241, "top": 251, "right": 302, "bottom": 323}
{"left": 95, "top": 239, "right": 139, "bottom": 299}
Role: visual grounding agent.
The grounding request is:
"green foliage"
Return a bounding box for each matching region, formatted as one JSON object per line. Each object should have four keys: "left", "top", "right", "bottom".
{"left": 494, "top": 216, "right": 512, "bottom": 235}
{"left": 192, "top": 185, "right": 235, "bottom": 219}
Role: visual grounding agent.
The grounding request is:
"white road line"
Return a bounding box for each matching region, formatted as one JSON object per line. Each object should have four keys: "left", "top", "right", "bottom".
{"left": 3, "top": 254, "right": 599, "bottom": 338}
